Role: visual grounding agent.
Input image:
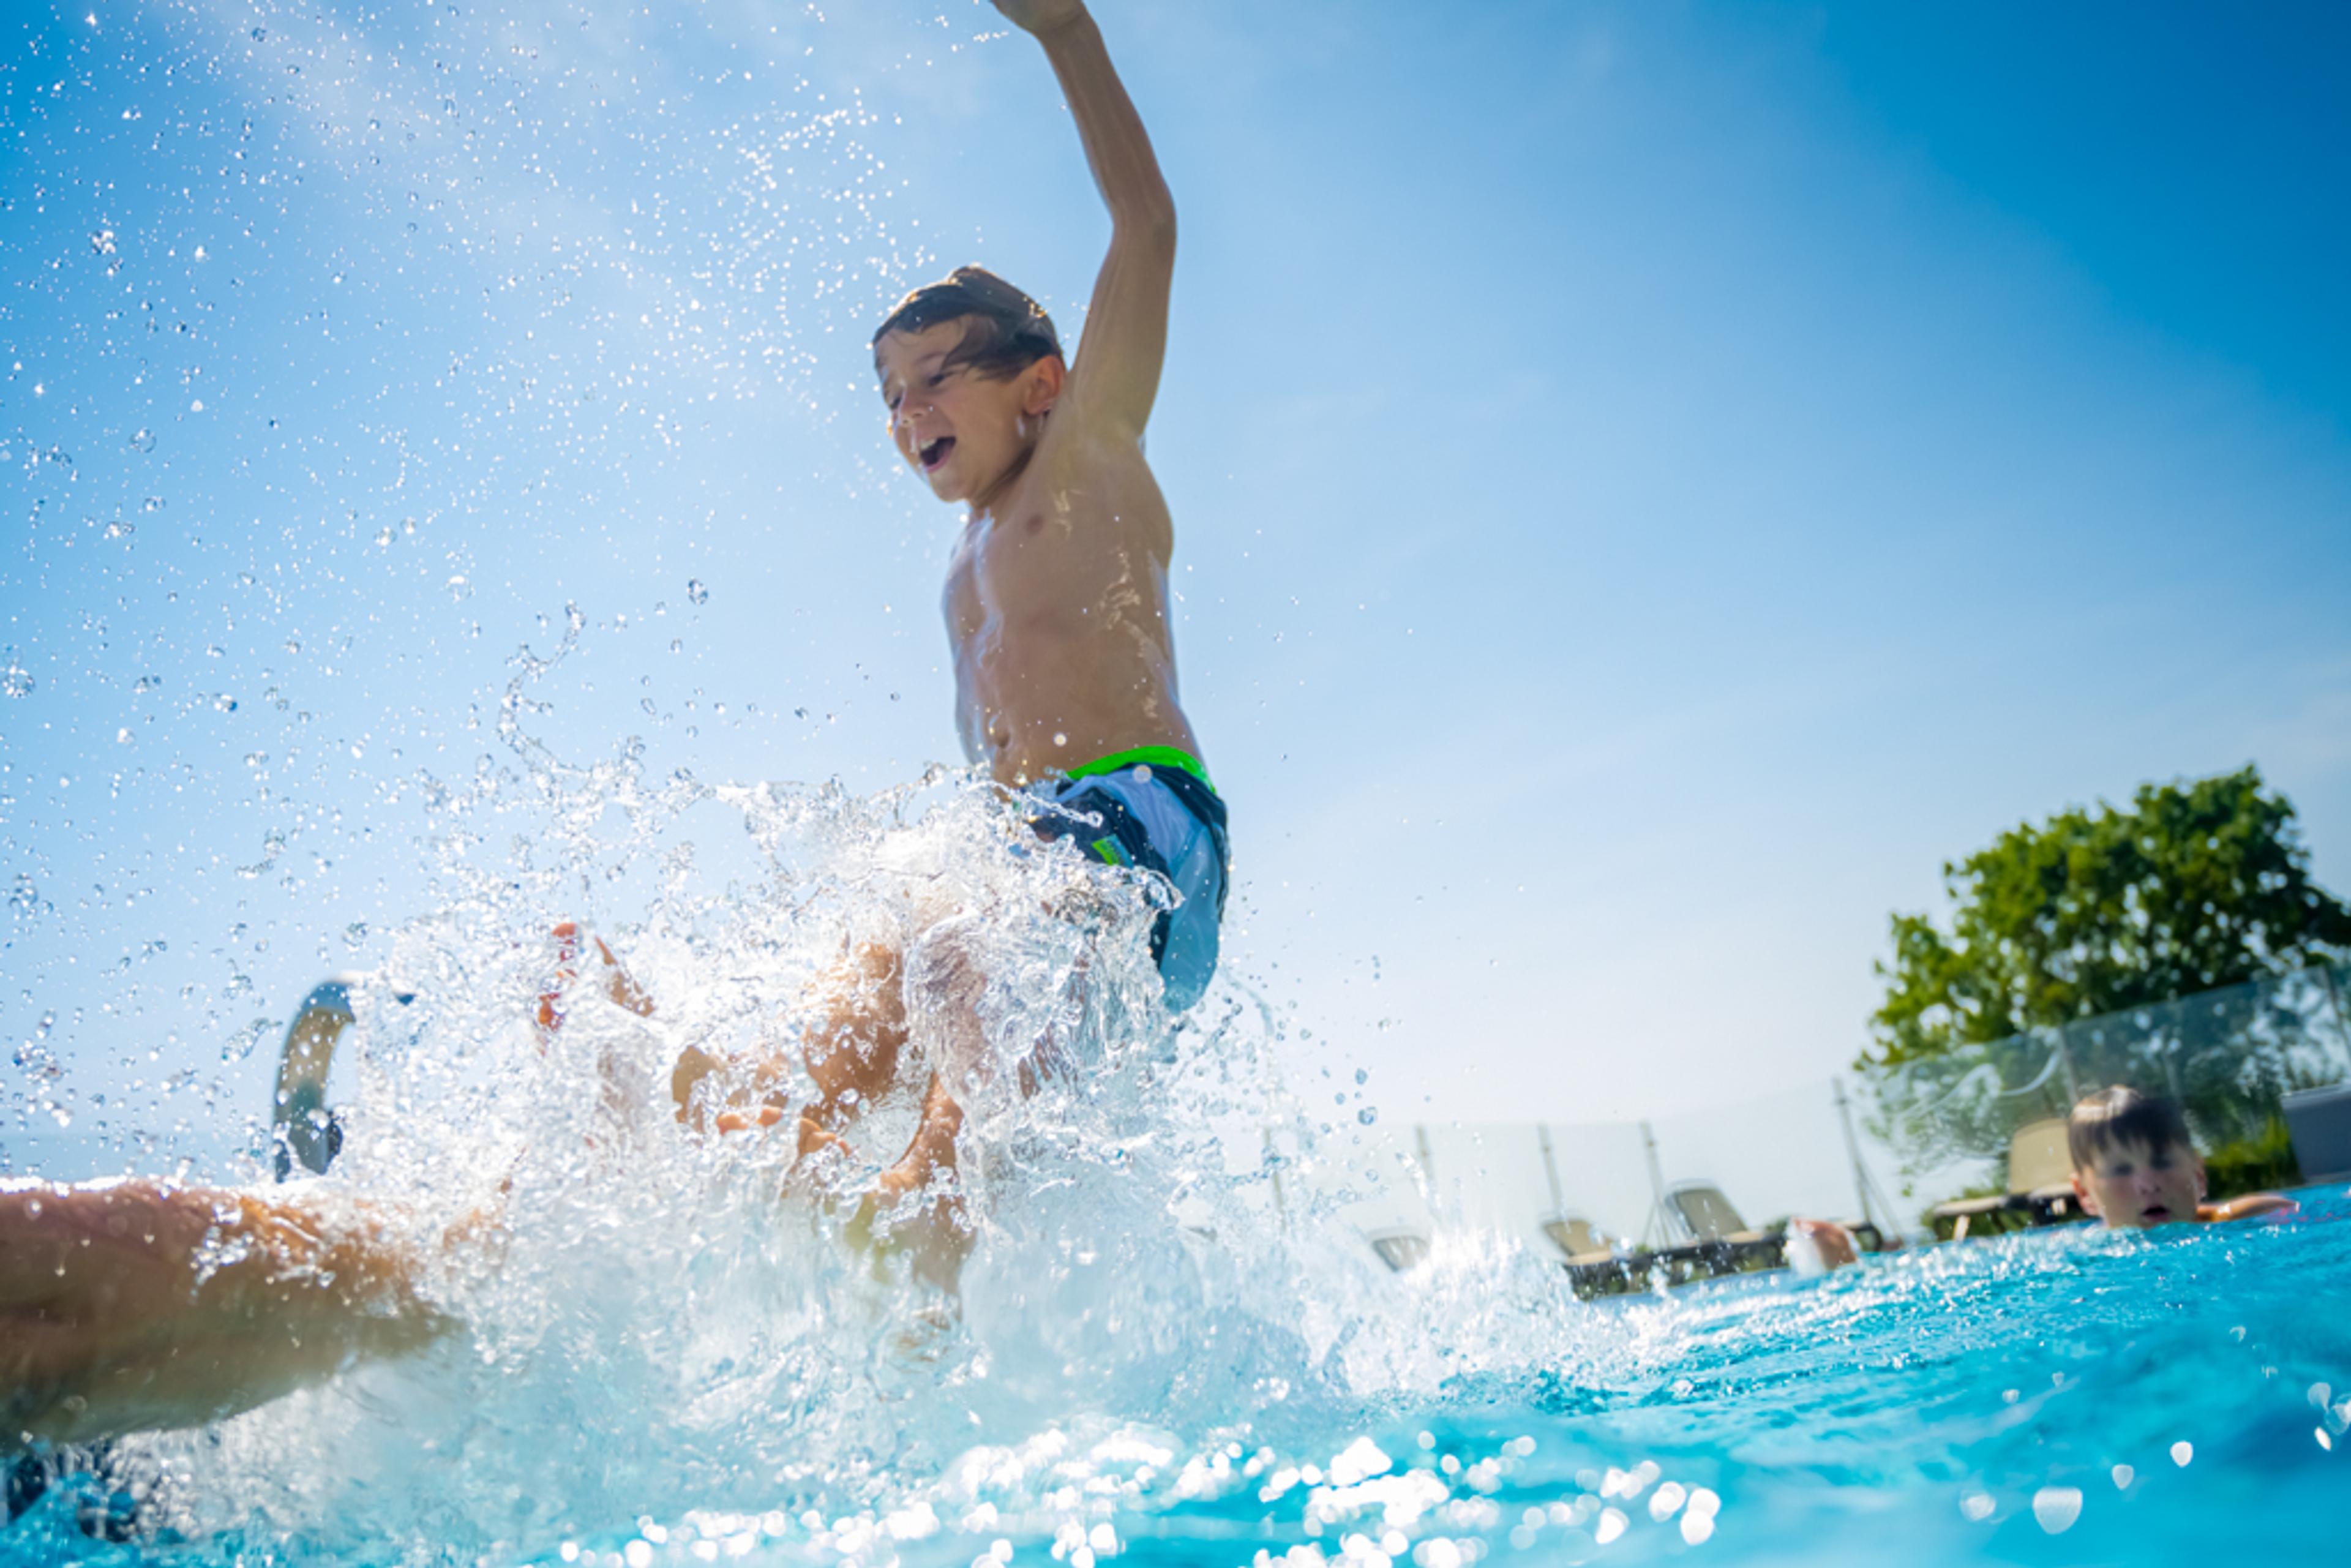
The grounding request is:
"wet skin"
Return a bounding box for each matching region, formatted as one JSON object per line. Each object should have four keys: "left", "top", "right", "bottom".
{"left": 874, "top": 6, "right": 1193, "bottom": 789}
{"left": 2069, "top": 1139, "right": 2296, "bottom": 1228}
{"left": 876, "top": 323, "right": 1195, "bottom": 789}
{"left": 0, "top": 1180, "right": 449, "bottom": 1452}
{"left": 2071, "top": 1138, "right": 2208, "bottom": 1228}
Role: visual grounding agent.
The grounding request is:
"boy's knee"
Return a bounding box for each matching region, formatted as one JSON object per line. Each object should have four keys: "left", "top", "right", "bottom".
{"left": 904, "top": 915, "right": 986, "bottom": 1002}
{"left": 850, "top": 941, "right": 903, "bottom": 985}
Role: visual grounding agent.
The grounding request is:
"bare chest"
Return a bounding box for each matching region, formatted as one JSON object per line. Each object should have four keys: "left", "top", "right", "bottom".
{"left": 942, "top": 459, "right": 1171, "bottom": 640}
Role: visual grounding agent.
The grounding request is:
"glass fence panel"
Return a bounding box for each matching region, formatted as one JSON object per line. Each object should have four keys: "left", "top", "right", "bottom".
{"left": 1862, "top": 961, "right": 2351, "bottom": 1187}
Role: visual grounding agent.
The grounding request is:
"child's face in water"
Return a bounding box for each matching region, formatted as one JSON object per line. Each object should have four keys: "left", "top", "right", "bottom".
{"left": 2072, "top": 1137, "right": 2207, "bottom": 1228}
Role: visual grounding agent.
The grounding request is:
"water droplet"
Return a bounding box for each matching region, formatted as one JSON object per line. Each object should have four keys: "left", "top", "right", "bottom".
{"left": 2170, "top": 1441, "right": 2194, "bottom": 1468}
{"left": 89, "top": 228, "right": 117, "bottom": 255}
{"left": 686, "top": 579, "right": 708, "bottom": 606}
{"left": 1959, "top": 1491, "right": 1995, "bottom": 1523}
{"left": 104, "top": 519, "right": 133, "bottom": 539}
{"left": 1, "top": 650, "right": 34, "bottom": 697}
{"left": 1357, "top": 1107, "right": 1378, "bottom": 1125}
{"left": 2031, "top": 1487, "right": 2082, "bottom": 1534}
{"left": 2110, "top": 1464, "right": 2134, "bottom": 1489}
{"left": 127, "top": 427, "right": 156, "bottom": 453}
{"left": 1052, "top": 732, "right": 1067, "bottom": 748}
{"left": 1354, "top": 1067, "right": 1369, "bottom": 1084}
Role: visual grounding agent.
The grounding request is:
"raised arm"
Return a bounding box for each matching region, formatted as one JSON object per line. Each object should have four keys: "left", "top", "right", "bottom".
{"left": 997, "top": 1, "right": 1176, "bottom": 438}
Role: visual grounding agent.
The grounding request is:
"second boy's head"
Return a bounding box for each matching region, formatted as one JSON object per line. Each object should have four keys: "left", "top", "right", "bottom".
{"left": 2068, "top": 1087, "right": 2205, "bottom": 1228}
{"left": 872, "top": 268, "right": 1065, "bottom": 506}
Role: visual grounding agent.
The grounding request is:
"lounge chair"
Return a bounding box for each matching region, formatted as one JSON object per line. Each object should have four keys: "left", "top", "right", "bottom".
{"left": 1365, "top": 1226, "right": 1431, "bottom": 1272}
{"left": 1929, "top": 1117, "right": 2082, "bottom": 1239}
{"left": 2283, "top": 1083, "right": 2351, "bottom": 1184}
{"left": 1663, "top": 1180, "right": 1771, "bottom": 1245}
{"left": 1539, "top": 1213, "right": 1615, "bottom": 1266}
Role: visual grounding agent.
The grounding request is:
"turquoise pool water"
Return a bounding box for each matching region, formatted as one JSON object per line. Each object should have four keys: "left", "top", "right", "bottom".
{"left": 9, "top": 1187, "right": 2344, "bottom": 1566}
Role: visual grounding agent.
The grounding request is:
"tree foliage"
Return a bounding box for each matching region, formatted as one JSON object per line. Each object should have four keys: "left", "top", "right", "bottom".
{"left": 1863, "top": 767, "right": 2351, "bottom": 1068}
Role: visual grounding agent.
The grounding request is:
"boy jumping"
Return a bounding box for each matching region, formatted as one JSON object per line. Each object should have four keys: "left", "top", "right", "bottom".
{"left": 691, "top": 0, "right": 1224, "bottom": 1162}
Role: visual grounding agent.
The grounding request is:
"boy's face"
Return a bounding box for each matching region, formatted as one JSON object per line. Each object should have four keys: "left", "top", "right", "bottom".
{"left": 874, "top": 320, "right": 1060, "bottom": 506}
{"left": 2071, "top": 1137, "right": 2206, "bottom": 1228}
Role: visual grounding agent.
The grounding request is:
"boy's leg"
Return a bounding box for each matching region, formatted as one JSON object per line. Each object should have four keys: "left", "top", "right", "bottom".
{"left": 1, "top": 1180, "right": 451, "bottom": 1451}
{"left": 801, "top": 942, "right": 912, "bottom": 1120}
{"left": 671, "top": 941, "right": 912, "bottom": 1133}
{"left": 814, "top": 1073, "right": 970, "bottom": 1293}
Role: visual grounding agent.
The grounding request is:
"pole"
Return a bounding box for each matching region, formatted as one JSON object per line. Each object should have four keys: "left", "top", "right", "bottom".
{"left": 1832, "top": 1076, "right": 1880, "bottom": 1232}
{"left": 1537, "top": 1122, "right": 1566, "bottom": 1214}
{"left": 1641, "top": 1119, "right": 1671, "bottom": 1245}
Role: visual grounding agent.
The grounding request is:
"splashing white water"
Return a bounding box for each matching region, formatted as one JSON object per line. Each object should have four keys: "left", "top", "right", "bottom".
{"left": 36, "top": 634, "right": 1578, "bottom": 1561}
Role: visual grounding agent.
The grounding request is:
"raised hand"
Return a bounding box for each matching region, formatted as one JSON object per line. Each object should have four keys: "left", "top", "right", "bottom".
{"left": 991, "top": 0, "right": 1086, "bottom": 36}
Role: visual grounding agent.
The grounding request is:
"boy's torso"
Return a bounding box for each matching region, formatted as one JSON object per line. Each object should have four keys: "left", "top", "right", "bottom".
{"left": 943, "top": 431, "right": 1198, "bottom": 785}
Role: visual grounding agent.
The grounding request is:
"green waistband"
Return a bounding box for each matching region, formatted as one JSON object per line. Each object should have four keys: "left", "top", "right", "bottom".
{"left": 1065, "top": 745, "right": 1217, "bottom": 796}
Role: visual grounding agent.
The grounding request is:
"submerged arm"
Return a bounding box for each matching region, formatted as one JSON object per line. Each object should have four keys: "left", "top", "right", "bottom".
{"left": 999, "top": 1, "right": 1176, "bottom": 437}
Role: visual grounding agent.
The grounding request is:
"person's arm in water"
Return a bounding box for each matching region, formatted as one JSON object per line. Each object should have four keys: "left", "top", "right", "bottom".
{"left": 996, "top": 0, "right": 1176, "bottom": 442}
{"left": 1787, "top": 1217, "right": 1861, "bottom": 1272}
{"left": 2199, "top": 1192, "right": 2298, "bottom": 1223}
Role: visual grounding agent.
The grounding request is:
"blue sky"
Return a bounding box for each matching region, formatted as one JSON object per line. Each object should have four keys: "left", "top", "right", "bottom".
{"left": 4, "top": 0, "right": 2349, "bottom": 1187}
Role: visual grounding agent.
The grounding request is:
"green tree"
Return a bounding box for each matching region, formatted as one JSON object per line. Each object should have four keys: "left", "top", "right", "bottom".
{"left": 1862, "top": 766, "right": 2351, "bottom": 1069}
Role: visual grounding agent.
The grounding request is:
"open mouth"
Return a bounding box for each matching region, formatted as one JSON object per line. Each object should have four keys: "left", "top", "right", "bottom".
{"left": 918, "top": 436, "right": 955, "bottom": 471}
{"left": 2141, "top": 1204, "right": 2172, "bottom": 1223}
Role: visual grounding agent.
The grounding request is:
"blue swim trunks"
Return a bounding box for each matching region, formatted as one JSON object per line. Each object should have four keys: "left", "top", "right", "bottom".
{"left": 1030, "top": 746, "right": 1229, "bottom": 1011}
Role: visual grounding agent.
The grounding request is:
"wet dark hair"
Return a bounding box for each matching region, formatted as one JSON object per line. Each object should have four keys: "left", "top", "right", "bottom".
{"left": 872, "top": 266, "right": 1062, "bottom": 381}
{"left": 2068, "top": 1086, "right": 2195, "bottom": 1169}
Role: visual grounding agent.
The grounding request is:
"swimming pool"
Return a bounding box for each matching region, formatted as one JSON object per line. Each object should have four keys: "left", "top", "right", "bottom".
{"left": 8, "top": 772, "right": 2347, "bottom": 1568}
